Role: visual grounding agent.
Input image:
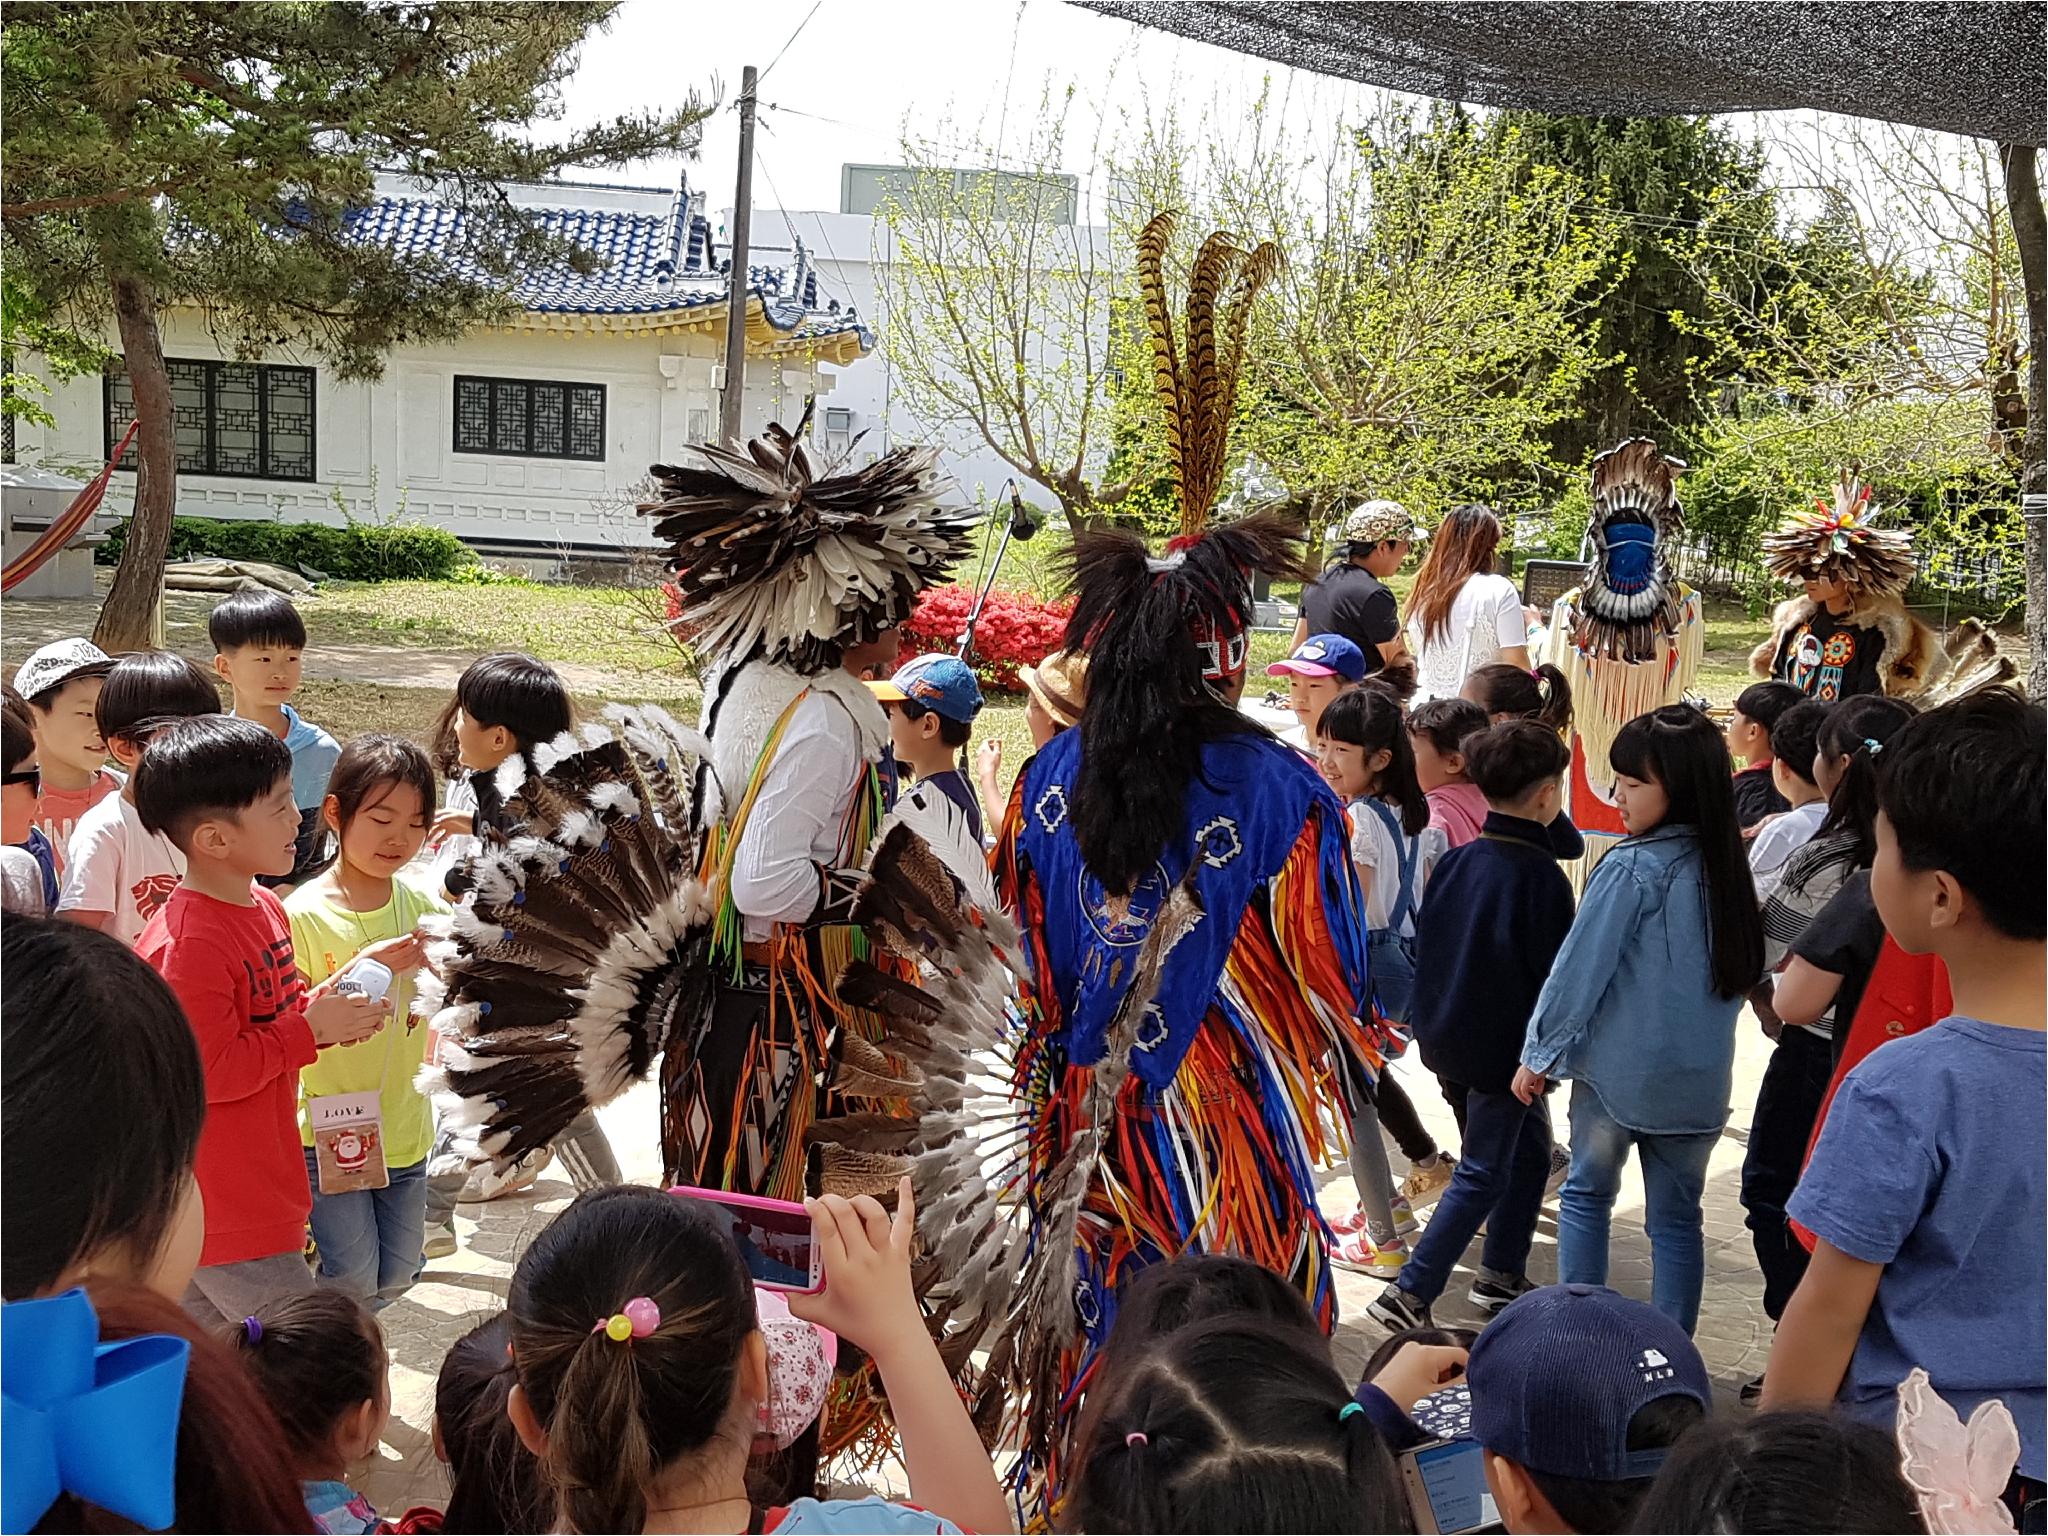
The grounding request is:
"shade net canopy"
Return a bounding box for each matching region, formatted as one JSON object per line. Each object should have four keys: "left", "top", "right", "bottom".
{"left": 1073, "top": 2, "right": 2047, "bottom": 145}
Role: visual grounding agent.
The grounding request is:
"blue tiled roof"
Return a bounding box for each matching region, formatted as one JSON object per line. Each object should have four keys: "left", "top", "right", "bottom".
{"left": 341, "top": 192, "right": 866, "bottom": 344}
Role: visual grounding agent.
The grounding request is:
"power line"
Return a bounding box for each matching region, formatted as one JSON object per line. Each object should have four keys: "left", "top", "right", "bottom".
{"left": 757, "top": 0, "right": 824, "bottom": 86}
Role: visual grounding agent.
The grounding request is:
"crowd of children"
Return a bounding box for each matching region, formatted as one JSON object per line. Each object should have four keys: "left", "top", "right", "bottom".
{"left": 2, "top": 583, "right": 2042, "bottom": 1533}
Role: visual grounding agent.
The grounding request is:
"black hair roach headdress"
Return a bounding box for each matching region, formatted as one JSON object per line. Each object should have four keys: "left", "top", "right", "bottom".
{"left": 641, "top": 403, "right": 976, "bottom": 674}
{"left": 1062, "top": 212, "right": 1303, "bottom": 896}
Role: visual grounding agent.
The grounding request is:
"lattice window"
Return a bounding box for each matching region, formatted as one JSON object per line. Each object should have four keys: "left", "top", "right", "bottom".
{"left": 452, "top": 374, "right": 605, "bottom": 461}
{"left": 104, "top": 357, "right": 317, "bottom": 481}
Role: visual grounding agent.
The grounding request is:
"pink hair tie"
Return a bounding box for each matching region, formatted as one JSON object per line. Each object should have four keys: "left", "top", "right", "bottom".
{"left": 1125, "top": 1431, "right": 1149, "bottom": 1448}
{"left": 592, "top": 1296, "right": 661, "bottom": 1342}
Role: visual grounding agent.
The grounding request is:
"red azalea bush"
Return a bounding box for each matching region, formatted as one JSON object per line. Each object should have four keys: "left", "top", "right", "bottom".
{"left": 901, "top": 583, "right": 1074, "bottom": 693}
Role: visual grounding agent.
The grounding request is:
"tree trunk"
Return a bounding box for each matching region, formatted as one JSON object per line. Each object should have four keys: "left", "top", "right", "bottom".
{"left": 2001, "top": 144, "right": 2046, "bottom": 697}
{"left": 93, "top": 271, "right": 175, "bottom": 652}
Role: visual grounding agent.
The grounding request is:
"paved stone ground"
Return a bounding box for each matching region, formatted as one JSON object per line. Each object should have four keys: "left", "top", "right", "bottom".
{"left": 359, "top": 1021, "right": 1780, "bottom": 1515}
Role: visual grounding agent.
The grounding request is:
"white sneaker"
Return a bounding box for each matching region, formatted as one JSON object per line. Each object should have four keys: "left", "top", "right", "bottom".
{"left": 461, "top": 1147, "right": 551, "bottom": 1203}
{"left": 421, "top": 1221, "right": 458, "bottom": 1260}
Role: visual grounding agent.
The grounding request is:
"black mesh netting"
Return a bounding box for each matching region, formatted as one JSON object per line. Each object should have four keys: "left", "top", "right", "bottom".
{"left": 1073, "top": 1, "right": 2047, "bottom": 145}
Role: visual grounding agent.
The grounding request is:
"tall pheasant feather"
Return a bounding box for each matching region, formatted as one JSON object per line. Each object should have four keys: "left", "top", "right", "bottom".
{"left": 1132, "top": 212, "right": 1281, "bottom": 536}
{"left": 1136, "top": 212, "right": 1184, "bottom": 507}
{"left": 1182, "top": 233, "right": 1237, "bottom": 529}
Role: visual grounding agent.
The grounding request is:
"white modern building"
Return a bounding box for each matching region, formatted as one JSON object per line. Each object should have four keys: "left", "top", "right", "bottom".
{"left": 8, "top": 166, "right": 1111, "bottom": 558}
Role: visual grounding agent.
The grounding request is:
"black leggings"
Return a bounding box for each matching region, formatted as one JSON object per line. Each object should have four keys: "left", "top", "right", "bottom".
{"left": 1374, "top": 1072, "right": 1440, "bottom": 1165}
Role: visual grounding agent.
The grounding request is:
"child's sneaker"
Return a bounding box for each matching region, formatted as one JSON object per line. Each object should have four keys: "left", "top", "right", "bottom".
{"left": 1388, "top": 1194, "right": 1421, "bottom": 1237}
{"left": 1401, "top": 1155, "right": 1454, "bottom": 1208}
{"left": 1544, "top": 1145, "right": 1570, "bottom": 1198}
{"left": 421, "top": 1220, "right": 459, "bottom": 1261}
{"left": 1333, "top": 1231, "right": 1409, "bottom": 1278}
{"left": 1468, "top": 1268, "right": 1537, "bottom": 1315}
{"left": 1328, "top": 1205, "right": 1370, "bottom": 1238}
{"left": 1367, "top": 1283, "right": 1434, "bottom": 1333}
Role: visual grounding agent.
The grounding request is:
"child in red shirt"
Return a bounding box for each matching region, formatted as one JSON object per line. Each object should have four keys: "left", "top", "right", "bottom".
{"left": 134, "top": 716, "right": 387, "bottom": 1326}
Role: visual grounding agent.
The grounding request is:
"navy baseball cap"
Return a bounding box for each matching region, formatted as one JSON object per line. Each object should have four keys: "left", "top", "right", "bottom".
{"left": 1466, "top": 1284, "right": 1711, "bottom": 1482}
{"left": 1266, "top": 632, "right": 1366, "bottom": 682}
{"left": 868, "top": 652, "right": 984, "bottom": 723}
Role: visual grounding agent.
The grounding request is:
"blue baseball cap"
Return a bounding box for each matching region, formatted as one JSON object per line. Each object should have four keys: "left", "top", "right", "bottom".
{"left": 1265, "top": 632, "right": 1366, "bottom": 682}
{"left": 868, "top": 652, "right": 984, "bottom": 724}
{"left": 1466, "top": 1284, "right": 1711, "bottom": 1482}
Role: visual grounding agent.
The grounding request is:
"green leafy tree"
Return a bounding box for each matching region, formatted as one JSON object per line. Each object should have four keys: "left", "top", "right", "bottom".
{"left": 1108, "top": 100, "right": 1622, "bottom": 531}
{"left": 1489, "top": 114, "right": 1792, "bottom": 465}
{"left": 875, "top": 86, "right": 1129, "bottom": 524}
{"left": 2, "top": 2, "right": 708, "bottom": 647}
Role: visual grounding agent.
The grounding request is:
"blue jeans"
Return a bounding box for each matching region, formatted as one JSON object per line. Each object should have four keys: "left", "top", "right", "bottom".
{"left": 303, "top": 1150, "right": 428, "bottom": 1311}
{"left": 1397, "top": 1083, "right": 1553, "bottom": 1306}
{"left": 1556, "top": 1083, "right": 1720, "bottom": 1334}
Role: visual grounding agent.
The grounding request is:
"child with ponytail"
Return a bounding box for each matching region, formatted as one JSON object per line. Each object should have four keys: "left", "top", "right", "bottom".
{"left": 1743, "top": 697, "right": 1917, "bottom": 1340}
{"left": 231, "top": 1291, "right": 391, "bottom": 1534}
{"left": 1063, "top": 1315, "right": 1410, "bottom": 1533}
{"left": 1517, "top": 704, "right": 1764, "bottom": 1334}
{"left": 1314, "top": 685, "right": 1452, "bottom": 1277}
{"left": 1462, "top": 661, "right": 1573, "bottom": 737}
{"left": 503, "top": 1179, "right": 1006, "bottom": 1534}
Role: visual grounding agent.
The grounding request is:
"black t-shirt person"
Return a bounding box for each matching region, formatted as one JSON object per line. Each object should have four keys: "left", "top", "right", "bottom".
{"left": 1300, "top": 561, "right": 1400, "bottom": 677}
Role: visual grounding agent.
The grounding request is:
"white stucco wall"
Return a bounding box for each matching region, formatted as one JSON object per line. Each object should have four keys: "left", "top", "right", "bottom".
{"left": 16, "top": 313, "right": 844, "bottom": 553}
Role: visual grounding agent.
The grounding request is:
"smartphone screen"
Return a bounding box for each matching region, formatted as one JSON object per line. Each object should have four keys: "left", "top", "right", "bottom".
{"left": 668, "top": 1186, "right": 821, "bottom": 1293}
{"left": 1399, "top": 1438, "right": 1501, "bottom": 1535}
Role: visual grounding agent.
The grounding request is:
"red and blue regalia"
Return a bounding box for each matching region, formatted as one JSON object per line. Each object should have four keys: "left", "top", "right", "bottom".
{"left": 985, "top": 212, "right": 1375, "bottom": 1492}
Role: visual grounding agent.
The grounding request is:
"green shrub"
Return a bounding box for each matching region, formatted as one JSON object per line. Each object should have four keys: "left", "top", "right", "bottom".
{"left": 97, "top": 515, "right": 473, "bottom": 582}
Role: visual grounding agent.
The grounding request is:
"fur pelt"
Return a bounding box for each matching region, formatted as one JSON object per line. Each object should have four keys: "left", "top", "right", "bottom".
{"left": 1750, "top": 593, "right": 1946, "bottom": 697}
{"left": 701, "top": 655, "right": 889, "bottom": 808}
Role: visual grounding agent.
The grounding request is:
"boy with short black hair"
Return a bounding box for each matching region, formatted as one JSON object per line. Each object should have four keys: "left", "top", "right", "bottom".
{"left": 869, "top": 652, "right": 988, "bottom": 844}
{"left": 133, "top": 715, "right": 387, "bottom": 1326}
{"left": 1469, "top": 1284, "right": 1711, "bottom": 1533}
{"left": 1749, "top": 698, "right": 1830, "bottom": 902}
{"left": 56, "top": 650, "right": 221, "bottom": 943}
{"left": 13, "top": 637, "right": 120, "bottom": 860}
{"left": 1370, "top": 720, "right": 1576, "bottom": 1332}
{"left": 1727, "top": 680, "right": 1802, "bottom": 831}
{"left": 209, "top": 590, "right": 340, "bottom": 884}
{"left": 1765, "top": 691, "right": 2046, "bottom": 1498}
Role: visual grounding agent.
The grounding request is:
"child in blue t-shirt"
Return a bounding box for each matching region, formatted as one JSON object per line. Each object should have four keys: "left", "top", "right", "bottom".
{"left": 1765, "top": 691, "right": 2046, "bottom": 1501}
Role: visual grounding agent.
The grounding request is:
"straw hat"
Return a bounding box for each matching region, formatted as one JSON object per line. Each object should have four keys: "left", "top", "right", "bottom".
{"left": 1019, "top": 650, "right": 1088, "bottom": 728}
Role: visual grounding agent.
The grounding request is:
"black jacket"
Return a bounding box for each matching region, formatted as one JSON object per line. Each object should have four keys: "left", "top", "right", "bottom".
{"left": 1409, "top": 811, "right": 1575, "bottom": 1092}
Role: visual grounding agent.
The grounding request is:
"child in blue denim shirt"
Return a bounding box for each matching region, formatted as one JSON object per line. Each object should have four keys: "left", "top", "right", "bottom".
{"left": 1516, "top": 704, "right": 1764, "bottom": 1334}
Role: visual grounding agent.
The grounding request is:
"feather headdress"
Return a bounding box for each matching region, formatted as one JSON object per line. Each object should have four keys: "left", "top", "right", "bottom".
{"left": 642, "top": 403, "right": 977, "bottom": 674}
{"left": 1136, "top": 211, "right": 1281, "bottom": 536}
{"left": 1574, "top": 437, "right": 1689, "bottom": 665}
{"left": 1763, "top": 469, "right": 1916, "bottom": 598}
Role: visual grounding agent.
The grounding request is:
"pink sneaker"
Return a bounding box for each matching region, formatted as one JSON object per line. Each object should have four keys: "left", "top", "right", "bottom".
{"left": 1328, "top": 1205, "right": 1370, "bottom": 1238}
{"left": 1332, "top": 1231, "right": 1409, "bottom": 1279}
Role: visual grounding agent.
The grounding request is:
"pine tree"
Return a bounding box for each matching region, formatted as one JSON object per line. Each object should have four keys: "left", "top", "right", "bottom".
{"left": 2, "top": 3, "right": 708, "bottom": 647}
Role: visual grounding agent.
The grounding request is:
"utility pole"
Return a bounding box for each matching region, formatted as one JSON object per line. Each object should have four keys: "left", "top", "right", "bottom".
{"left": 719, "top": 64, "right": 758, "bottom": 447}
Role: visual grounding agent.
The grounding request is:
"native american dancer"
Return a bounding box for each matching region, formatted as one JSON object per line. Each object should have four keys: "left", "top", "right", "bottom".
{"left": 1752, "top": 470, "right": 2009, "bottom": 702}
{"left": 805, "top": 215, "right": 1377, "bottom": 1505}
{"left": 1543, "top": 439, "right": 1705, "bottom": 881}
{"left": 415, "top": 411, "right": 974, "bottom": 1193}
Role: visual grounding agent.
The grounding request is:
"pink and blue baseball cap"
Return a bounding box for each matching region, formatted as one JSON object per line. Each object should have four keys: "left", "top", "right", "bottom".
{"left": 868, "top": 652, "right": 985, "bottom": 723}
{"left": 1266, "top": 633, "right": 1366, "bottom": 682}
